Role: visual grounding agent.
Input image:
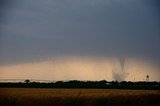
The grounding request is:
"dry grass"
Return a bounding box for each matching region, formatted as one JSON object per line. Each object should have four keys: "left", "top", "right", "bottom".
{"left": 0, "top": 88, "right": 159, "bottom": 106}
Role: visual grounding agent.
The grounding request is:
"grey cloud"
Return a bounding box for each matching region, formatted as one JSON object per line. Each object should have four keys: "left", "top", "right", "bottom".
{"left": 0, "top": 0, "right": 160, "bottom": 66}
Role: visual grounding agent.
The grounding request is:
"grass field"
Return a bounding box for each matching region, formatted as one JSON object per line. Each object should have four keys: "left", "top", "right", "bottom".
{"left": 0, "top": 88, "right": 159, "bottom": 106}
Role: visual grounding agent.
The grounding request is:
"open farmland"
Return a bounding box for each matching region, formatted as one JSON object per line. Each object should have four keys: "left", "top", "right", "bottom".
{"left": 0, "top": 88, "right": 159, "bottom": 106}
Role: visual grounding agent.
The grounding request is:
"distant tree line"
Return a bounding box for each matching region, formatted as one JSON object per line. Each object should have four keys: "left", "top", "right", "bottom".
{"left": 0, "top": 80, "right": 160, "bottom": 90}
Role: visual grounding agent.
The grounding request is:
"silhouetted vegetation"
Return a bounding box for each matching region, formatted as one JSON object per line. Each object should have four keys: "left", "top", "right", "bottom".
{"left": 0, "top": 80, "right": 159, "bottom": 90}
{"left": 24, "top": 79, "right": 30, "bottom": 83}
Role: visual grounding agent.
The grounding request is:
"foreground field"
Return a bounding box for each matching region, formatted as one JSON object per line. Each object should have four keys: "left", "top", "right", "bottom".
{"left": 0, "top": 88, "right": 159, "bottom": 106}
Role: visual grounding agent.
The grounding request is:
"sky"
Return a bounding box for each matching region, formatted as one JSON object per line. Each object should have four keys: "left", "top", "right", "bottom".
{"left": 0, "top": 0, "right": 160, "bottom": 81}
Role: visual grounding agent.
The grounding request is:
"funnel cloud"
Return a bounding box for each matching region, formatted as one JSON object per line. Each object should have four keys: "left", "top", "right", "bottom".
{"left": 112, "top": 58, "right": 128, "bottom": 82}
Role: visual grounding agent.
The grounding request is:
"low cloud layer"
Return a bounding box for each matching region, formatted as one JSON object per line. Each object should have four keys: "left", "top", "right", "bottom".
{"left": 0, "top": 0, "right": 160, "bottom": 66}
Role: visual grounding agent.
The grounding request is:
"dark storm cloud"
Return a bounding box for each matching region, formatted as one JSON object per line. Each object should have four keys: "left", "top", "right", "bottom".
{"left": 0, "top": 0, "right": 160, "bottom": 66}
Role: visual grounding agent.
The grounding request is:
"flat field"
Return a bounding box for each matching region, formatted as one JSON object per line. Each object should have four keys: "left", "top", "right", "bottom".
{"left": 0, "top": 88, "right": 159, "bottom": 106}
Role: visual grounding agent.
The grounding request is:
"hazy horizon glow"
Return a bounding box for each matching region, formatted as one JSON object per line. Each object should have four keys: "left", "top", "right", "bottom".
{"left": 0, "top": 57, "right": 159, "bottom": 81}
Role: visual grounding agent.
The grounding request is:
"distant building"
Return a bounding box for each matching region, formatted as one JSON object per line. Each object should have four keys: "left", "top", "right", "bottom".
{"left": 146, "top": 75, "right": 149, "bottom": 82}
